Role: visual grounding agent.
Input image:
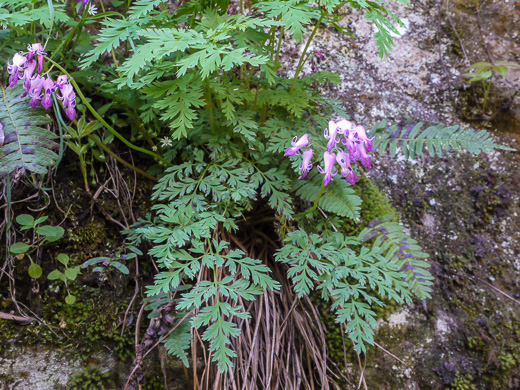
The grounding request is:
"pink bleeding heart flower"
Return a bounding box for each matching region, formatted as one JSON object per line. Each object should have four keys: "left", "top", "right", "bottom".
{"left": 55, "top": 75, "right": 68, "bottom": 89}
{"left": 353, "top": 124, "right": 374, "bottom": 152}
{"left": 28, "top": 76, "right": 44, "bottom": 108}
{"left": 27, "top": 43, "right": 46, "bottom": 73}
{"left": 315, "top": 50, "right": 325, "bottom": 62}
{"left": 298, "top": 149, "right": 313, "bottom": 179}
{"left": 7, "top": 53, "right": 27, "bottom": 87}
{"left": 66, "top": 100, "right": 77, "bottom": 121}
{"left": 342, "top": 128, "right": 359, "bottom": 154}
{"left": 40, "top": 77, "right": 56, "bottom": 110}
{"left": 350, "top": 142, "right": 371, "bottom": 169}
{"left": 285, "top": 134, "right": 309, "bottom": 156}
{"left": 21, "top": 60, "right": 37, "bottom": 90}
{"left": 57, "top": 84, "right": 75, "bottom": 108}
{"left": 336, "top": 150, "right": 358, "bottom": 185}
{"left": 324, "top": 120, "right": 341, "bottom": 152}
{"left": 317, "top": 151, "right": 338, "bottom": 187}
{"left": 57, "top": 83, "right": 77, "bottom": 120}
{"left": 336, "top": 119, "right": 353, "bottom": 134}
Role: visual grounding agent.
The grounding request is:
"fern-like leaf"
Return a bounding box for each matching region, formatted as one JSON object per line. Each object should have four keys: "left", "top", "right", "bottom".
{"left": 369, "top": 120, "right": 514, "bottom": 159}
{"left": 358, "top": 216, "right": 433, "bottom": 300}
{"left": 0, "top": 85, "right": 56, "bottom": 176}
{"left": 162, "top": 314, "right": 192, "bottom": 367}
{"left": 294, "top": 171, "right": 361, "bottom": 220}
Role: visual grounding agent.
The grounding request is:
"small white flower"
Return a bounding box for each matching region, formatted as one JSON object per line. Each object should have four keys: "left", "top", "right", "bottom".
{"left": 152, "top": 145, "right": 158, "bottom": 152}
{"left": 88, "top": 3, "right": 97, "bottom": 15}
{"left": 160, "top": 137, "right": 172, "bottom": 147}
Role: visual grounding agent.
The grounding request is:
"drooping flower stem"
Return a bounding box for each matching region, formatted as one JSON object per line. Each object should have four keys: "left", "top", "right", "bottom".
{"left": 290, "top": 13, "right": 325, "bottom": 92}
{"left": 45, "top": 57, "right": 172, "bottom": 167}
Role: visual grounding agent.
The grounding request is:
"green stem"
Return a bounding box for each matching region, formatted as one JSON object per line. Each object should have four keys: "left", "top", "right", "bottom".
{"left": 293, "top": 184, "right": 325, "bottom": 220}
{"left": 126, "top": 109, "right": 158, "bottom": 151}
{"left": 45, "top": 57, "right": 172, "bottom": 167}
{"left": 50, "top": 6, "right": 88, "bottom": 61}
{"left": 78, "top": 149, "right": 90, "bottom": 193}
{"left": 206, "top": 80, "right": 215, "bottom": 132}
{"left": 274, "top": 26, "right": 285, "bottom": 65}
{"left": 87, "top": 135, "right": 158, "bottom": 182}
{"left": 290, "top": 13, "right": 324, "bottom": 92}
{"left": 482, "top": 81, "right": 491, "bottom": 112}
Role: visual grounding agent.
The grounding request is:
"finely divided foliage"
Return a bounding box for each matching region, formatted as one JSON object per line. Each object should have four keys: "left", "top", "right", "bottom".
{"left": 97, "top": 0, "right": 509, "bottom": 373}
{"left": 2, "top": 0, "right": 513, "bottom": 382}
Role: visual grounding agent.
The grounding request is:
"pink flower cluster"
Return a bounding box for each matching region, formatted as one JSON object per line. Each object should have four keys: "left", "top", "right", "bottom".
{"left": 7, "top": 43, "right": 77, "bottom": 120}
{"left": 284, "top": 119, "right": 375, "bottom": 187}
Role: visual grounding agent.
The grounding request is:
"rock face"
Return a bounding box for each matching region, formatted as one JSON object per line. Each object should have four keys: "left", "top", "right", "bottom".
{"left": 0, "top": 345, "right": 121, "bottom": 390}
{"left": 286, "top": 0, "right": 520, "bottom": 388}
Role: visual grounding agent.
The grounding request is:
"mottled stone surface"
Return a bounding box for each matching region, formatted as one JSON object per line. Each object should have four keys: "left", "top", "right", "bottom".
{"left": 284, "top": 0, "right": 520, "bottom": 388}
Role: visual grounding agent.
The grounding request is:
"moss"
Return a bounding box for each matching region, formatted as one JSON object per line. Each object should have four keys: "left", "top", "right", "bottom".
{"left": 449, "top": 372, "right": 477, "bottom": 390}
{"left": 141, "top": 374, "right": 167, "bottom": 390}
{"left": 0, "top": 287, "right": 135, "bottom": 362}
{"left": 66, "top": 219, "right": 109, "bottom": 260}
{"left": 342, "top": 176, "right": 399, "bottom": 234}
{"left": 466, "top": 336, "right": 485, "bottom": 352}
{"left": 67, "top": 367, "right": 115, "bottom": 390}
{"left": 498, "top": 352, "right": 516, "bottom": 371}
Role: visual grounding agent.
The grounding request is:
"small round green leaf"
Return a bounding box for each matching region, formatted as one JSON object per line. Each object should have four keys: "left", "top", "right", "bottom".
{"left": 16, "top": 214, "right": 34, "bottom": 226}
{"left": 28, "top": 263, "right": 42, "bottom": 279}
{"left": 47, "top": 270, "right": 64, "bottom": 280}
{"left": 64, "top": 267, "right": 81, "bottom": 281}
{"left": 57, "top": 253, "right": 70, "bottom": 266}
{"left": 65, "top": 294, "right": 76, "bottom": 305}
{"left": 37, "top": 226, "right": 65, "bottom": 242}
{"left": 10, "top": 242, "right": 30, "bottom": 254}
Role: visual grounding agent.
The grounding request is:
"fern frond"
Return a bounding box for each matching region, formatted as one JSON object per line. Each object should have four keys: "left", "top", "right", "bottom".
{"left": 0, "top": 85, "right": 56, "bottom": 176}
{"left": 358, "top": 216, "right": 433, "bottom": 300}
{"left": 80, "top": 19, "right": 145, "bottom": 69}
{"left": 294, "top": 171, "right": 361, "bottom": 220}
{"left": 162, "top": 314, "right": 192, "bottom": 367}
{"left": 369, "top": 120, "right": 515, "bottom": 159}
{"left": 128, "top": 0, "right": 168, "bottom": 20}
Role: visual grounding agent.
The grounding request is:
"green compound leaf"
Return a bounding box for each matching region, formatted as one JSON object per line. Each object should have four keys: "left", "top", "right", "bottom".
{"left": 162, "top": 315, "right": 192, "bottom": 367}
{"left": 295, "top": 171, "right": 361, "bottom": 220}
